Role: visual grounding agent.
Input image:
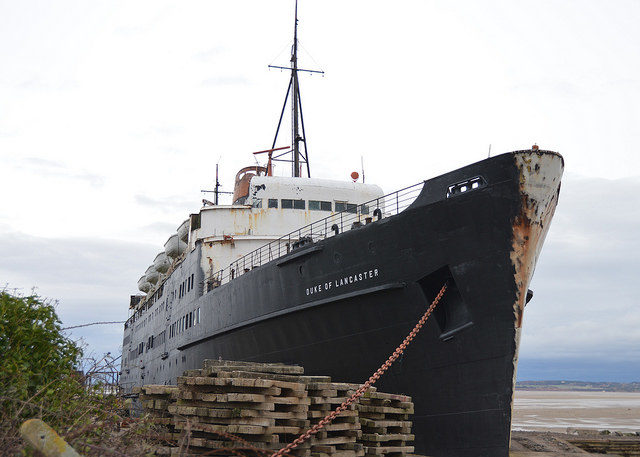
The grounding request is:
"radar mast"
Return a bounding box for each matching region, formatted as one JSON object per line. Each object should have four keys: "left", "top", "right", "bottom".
{"left": 268, "top": 0, "right": 324, "bottom": 178}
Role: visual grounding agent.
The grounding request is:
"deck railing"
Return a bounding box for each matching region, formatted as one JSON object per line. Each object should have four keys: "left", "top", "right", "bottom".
{"left": 205, "top": 181, "right": 425, "bottom": 290}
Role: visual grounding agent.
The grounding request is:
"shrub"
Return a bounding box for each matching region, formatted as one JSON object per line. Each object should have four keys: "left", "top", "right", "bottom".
{"left": 0, "top": 290, "right": 155, "bottom": 456}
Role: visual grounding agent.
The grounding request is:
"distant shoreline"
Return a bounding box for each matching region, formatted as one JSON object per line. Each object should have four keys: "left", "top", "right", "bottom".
{"left": 516, "top": 380, "right": 640, "bottom": 392}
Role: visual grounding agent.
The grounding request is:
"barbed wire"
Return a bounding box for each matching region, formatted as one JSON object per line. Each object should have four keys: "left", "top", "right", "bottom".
{"left": 62, "top": 321, "right": 124, "bottom": 330}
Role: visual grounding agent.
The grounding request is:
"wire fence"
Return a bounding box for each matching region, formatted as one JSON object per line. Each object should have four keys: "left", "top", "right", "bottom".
{"left": 204, "top": 181, "right": 425, "bottom": 290}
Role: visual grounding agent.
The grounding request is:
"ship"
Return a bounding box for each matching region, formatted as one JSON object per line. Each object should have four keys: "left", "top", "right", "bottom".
{"left": 120, "top": 4, "right": 564, "bottom": 456}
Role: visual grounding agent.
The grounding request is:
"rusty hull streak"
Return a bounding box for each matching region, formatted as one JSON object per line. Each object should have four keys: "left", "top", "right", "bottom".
{"left": 508, "top": 150, "right": 564, "bottom": 447}
{"left": 510, "top": 151, "right": 564, "bottom": 329}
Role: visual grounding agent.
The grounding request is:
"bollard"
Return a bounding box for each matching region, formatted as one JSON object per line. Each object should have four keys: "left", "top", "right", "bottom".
{"left": 19, "top": 419, "right": 82, "bottom": 457}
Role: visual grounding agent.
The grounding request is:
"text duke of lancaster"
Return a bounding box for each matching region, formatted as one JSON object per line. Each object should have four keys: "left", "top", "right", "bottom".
{"left": 306, "top": 268, "right": 379, "bottom": 296}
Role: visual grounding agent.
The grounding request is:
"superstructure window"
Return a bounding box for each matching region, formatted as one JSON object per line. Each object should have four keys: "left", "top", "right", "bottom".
{"left": 282, "top": 199, "right": 305, "bottom": 209}
{"left": 346, "top": 203, "right": 357, "bottom": 214}
{"left": 335, "top": 201, "right": 346, "bottom": 212}
{"left": 309, "top": 200, "right": 332, "bottom": 211}
{"left": 268, "top": 199, "right": 278, "bottom": 208}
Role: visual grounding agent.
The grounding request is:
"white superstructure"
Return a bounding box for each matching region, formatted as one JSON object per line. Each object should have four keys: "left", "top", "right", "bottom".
{"left": 131, "top": 172, "right": 384, "bottom": 313}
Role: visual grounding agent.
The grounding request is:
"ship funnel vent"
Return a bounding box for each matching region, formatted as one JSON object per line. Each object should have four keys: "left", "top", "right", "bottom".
{"left": 418, "top": 266, "right": 474, "bottom": 341}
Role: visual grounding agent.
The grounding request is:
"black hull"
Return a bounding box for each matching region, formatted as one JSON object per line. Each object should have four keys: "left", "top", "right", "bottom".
{"left": 122, "top": 151, "right": 563, "bottom": 457}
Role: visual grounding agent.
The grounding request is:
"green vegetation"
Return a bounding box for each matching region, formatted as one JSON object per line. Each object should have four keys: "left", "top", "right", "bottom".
{"left": 0, "top": 290, "right": 156, "bottom": 456}
{"left": 0, "top": 290, "right": 81, "bottom": 403}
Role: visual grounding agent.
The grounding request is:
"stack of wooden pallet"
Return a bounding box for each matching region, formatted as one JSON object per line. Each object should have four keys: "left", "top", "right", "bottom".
{"left": 163, "top": 360, "right": 311, "bottom": 456}
{"left": 135, "top": 384, "right": 179, "bottom": 437}
{"left": 356, "top": 392, "right": 415, "bottom": 457}
{"left": 306, "top": 381, "right": 372, "bottom": 457}
{"left": 138, "top": 360, "right": 417, "bottom": 457}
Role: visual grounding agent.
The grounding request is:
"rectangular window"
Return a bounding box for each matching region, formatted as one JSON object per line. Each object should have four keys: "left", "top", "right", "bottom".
{"left": 268, "top": 199, "right": 278, "bottom": 208}
{"left": 335, "top": 201, "right": 346, "bottom": 212}
{"left": 293, "top": 199, "right": 305, "bottom": 209}
{"left": 281, "top": 199, "right": 293, "bottom": 209}
{"left": 346, "top": 203, "right": 358, "bottom": 213}
{"left": 191, "top": 274, "right": 195, "bottom": 291}
{"left": 309, "top": 200, "right": 332, "bottom": 211}
{"left": 196, "top": 308, "right": 200, "bottom": 324}
{"left": 360, "top": 204, "right": 370, "bottom": 215}
{"left": 190, "top": 212, "right": 201, "bottom": 231}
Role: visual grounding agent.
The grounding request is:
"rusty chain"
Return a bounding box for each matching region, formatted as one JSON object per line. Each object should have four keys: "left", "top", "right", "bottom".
{"left": 271, "top": 281, "right": 449, "bottom": 457}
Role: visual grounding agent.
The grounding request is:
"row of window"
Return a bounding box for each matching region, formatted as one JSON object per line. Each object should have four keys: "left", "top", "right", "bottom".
{"left": 179, "top": 273, "right": 195, "bottom": 299}
{"left": 169, "top": 307, "right": 201, "bottom": 338}
{"left": 254, "top": 199, "right": 369, "bottom": 214}
{"left": 145, "top": 330, "right": 166, "bottom": 352}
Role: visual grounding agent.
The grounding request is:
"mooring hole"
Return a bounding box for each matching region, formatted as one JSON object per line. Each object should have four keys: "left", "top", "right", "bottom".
{"left": 418, "top": 266, "right": 473, "bottom": 341}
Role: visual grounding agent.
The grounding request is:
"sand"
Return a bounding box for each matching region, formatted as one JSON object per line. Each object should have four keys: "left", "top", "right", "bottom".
{"left": 512, "top": 390, "right": 640, "bottom": 433}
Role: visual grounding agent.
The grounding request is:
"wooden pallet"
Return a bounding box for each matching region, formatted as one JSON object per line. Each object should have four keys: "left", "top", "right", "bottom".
{"left": 138, "top": 384, "right": 179, "bottom": 441}
{"left": 305, "top": 382, "right": 371, "bottom": 457}
{"left": 356, "top": 392, "right": 414, "bottom": 457}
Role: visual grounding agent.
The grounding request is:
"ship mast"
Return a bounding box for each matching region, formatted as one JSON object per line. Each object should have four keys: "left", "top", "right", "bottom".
{"left": 291, "top": 1, "right": 301, "bottom": 177}
{"left": 269, "top": 0, "right": 323, "bottom": 178}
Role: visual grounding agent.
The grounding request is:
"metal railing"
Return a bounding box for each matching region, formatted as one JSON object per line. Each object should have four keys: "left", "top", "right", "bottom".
{"left": 205, "top": 181, "right": 425, "bottom": 290}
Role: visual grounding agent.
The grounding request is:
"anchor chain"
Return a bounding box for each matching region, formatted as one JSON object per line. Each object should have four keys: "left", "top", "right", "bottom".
{"left": 271, "top": 281, "right": 449, "bottom": 457}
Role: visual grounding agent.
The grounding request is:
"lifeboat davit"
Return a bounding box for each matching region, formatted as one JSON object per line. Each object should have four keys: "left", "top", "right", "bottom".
{"left": 164, "top": 233, "right": 187, "bottom": 259}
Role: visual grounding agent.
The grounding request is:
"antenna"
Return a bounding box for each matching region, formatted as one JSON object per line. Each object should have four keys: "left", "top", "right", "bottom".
{"left": 201, "top": 162, "right": 233, "bottom": 205}
{"left": 252, "top": 145, "right": 290, "bottom": 176}
{"left": 488, "top": 144, "right": 492, "bottom": 158}
{"left": 361, "top": 156, "right": 365, "bottom": 183}
{"left": 268, "top": 0, "right": 324, "bottom": 178}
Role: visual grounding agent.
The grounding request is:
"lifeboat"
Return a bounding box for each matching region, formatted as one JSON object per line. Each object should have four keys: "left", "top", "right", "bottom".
{"left": 164, "top": 233, "right": 187, "bottom": 259}
{"left": 177, "top": 219, "right": 189, "bottom": 242}
{"left": 153, "top": 252, "right": 171, "bottom": 274}
{"left": 137, "top": 275, "right": 152, "bottom": 293}
{"left": 145, "top": 265, "right": 160, "bottom": 285}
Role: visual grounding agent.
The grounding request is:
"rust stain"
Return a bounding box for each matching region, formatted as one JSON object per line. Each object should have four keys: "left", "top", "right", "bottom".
{"left": 510, "top": 151, "right": 563, "bottom": 328}
{"left": 232, "top": 166, "right": 266, "bottom": 204}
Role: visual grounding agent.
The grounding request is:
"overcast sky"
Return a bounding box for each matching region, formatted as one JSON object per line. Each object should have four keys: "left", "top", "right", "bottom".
{"left": 1, "top": 0, "right": 638, "bottom": 381}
